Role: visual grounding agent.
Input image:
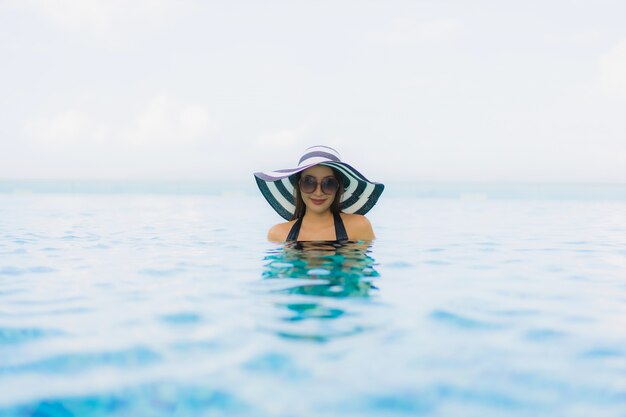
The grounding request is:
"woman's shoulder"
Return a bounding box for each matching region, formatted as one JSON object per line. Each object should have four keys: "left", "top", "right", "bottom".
{"left": 339, "top": 212, "right": 371, "bottom": 226}
{"left": 267, "top": 220, "right": 297, "bottom": 242}
{"left": 339, "top": 213, "right": 375, "bottom": 240}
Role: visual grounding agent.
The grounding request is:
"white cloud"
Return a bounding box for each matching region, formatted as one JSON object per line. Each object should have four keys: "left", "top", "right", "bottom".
{"left": 256, "top": 129, "right": 300, "bottom": 147}
{"left": 22, "top": 110, "right": 94, "bottom": 147}
{"left": 120, "top": 95, "right": 214, "bottom": 147}
{"left": 5, "top": 0, "right": 182, "bottom": 44}
{"left": 122, "top": 95, "right": 174, "bottom": 146}
{"left": 22, "top": 95, "right": 215, "bottom": 150}
{"left": 544, "top": 30, "right": 605, "bottom": 47}
{"left": 372, "top": 18, "right": 461, "bottom": 45}
{"left": 255, "top": 116, "right": 320, "bottom": 149}
{"left": 14, "top": 95, "right": 218, "bottom": 179}
{"left": 598, "top": 38, "right": 626, "bottom": 98}
{"left": 16, "top": 0, "right": 113, "bottom": 32}
{"left": 179, "top": 105, "right": 212, "bottom": 139}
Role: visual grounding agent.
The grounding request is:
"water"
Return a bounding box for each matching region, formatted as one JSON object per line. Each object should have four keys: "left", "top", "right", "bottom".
{"left": 0, "top": 190, "right": 625, "bottom": 416}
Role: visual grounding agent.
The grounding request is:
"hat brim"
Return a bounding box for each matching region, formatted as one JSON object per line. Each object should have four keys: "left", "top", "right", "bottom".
{"left": 254, "top": 162, "right": 384, "bottom": 220}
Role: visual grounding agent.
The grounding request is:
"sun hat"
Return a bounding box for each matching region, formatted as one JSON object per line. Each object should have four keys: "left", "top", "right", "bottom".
{"left": 254, "top": 145, "right": 385, "bottom": 220}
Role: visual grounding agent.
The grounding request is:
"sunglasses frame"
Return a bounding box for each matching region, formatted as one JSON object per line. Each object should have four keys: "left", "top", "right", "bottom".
{"left": 298, "top": 175, "right": 339, "bottom": 195}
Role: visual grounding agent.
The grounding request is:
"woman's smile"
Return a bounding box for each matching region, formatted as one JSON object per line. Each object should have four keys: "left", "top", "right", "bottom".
{"left": 309, "top": 198, "right": 327, "bottom": 205}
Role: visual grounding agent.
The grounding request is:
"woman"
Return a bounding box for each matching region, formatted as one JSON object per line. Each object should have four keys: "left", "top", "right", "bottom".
{"left": 254, "top": 145, "right": 384, "bottom": 242}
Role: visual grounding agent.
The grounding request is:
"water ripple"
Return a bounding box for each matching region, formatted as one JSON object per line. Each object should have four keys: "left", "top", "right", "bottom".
{"left": 581, "top": 348, "right": 624, "bottom": 359}
{"left": 0, "top": 327, "right": 63, "bottom": 345}
{"left": 0, "top": 266, "right": 57, "bottom": 276}
{"left": 0, "top": 382, "right": 250, "bottom": 417}
{"left": 159, "top": 312, "right": 202, "bottom": 325}
{"left": 138, "top": 267, "right": 186, "bottom": 277}
{"left": 0, "top": 347, "right": 160, "bottom": 374}
{"left": 243, "top": 352, "right": 310, "bottom": 379}
{"left": 524, "top": 328, "right": 567, "bottom": 342}
{"left": 429, "top": 310, "right": 500, "bottom": 330}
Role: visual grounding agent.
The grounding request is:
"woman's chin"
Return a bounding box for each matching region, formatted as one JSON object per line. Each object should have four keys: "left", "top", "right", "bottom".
{"left": 305, "top": 201, "right": 332, "bottom": 214}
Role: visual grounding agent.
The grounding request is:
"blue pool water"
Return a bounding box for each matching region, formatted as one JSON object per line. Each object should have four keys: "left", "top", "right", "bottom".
{"left": 1, "top": 190, "right": 625, "bottom": 416}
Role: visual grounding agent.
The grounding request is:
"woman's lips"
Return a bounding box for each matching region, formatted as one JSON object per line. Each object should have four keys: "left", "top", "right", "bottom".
{"left": 310, "top": 198, "right": 326, "bottom": 205}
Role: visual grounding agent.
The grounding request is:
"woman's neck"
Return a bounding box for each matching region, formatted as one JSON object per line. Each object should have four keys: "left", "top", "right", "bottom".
{"left": 302, "top": 210, "right": 334, "bottom": 225}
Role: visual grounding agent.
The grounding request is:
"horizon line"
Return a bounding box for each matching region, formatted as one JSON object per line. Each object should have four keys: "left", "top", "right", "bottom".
{"left": 1, "top": 178, "right": 625, "bottom": 186}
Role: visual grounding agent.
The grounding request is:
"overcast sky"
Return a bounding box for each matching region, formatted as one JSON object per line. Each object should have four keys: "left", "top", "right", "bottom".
{"left": 1, "top": 0, "right": 625, "bottom": 183}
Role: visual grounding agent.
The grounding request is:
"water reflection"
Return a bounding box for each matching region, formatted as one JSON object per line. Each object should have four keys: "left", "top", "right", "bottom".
{"left": 263, "top": 241, "right": 380, "bottom": 297}
{"left": 261, "top": 241, "right": 380, "bottom": 342}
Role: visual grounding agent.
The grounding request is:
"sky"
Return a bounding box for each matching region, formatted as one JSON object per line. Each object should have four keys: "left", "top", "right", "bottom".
{"left": 1, "top": 0, "right": 625, "bottom": 183}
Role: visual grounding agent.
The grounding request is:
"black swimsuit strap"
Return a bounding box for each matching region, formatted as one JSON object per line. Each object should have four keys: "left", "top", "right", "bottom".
{"left": 286, "top": 217, "right": 303, "bottom": 242}
{"left": 333, "top": 212, "right": 349, "bottom": 241}
{"left": 286, "top": 212, "right": 348, "bottom": 242}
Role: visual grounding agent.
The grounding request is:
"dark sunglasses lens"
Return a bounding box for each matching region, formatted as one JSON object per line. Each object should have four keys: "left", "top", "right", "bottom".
{"left": 300, "top": 176, "right": 317, "bottom": 193}
{"left": 321, "top": 178, "right": 339, "bottom": 194}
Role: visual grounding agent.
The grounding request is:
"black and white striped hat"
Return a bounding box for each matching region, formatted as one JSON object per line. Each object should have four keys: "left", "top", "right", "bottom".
{"left": 254, "top": 145, "right": 385, "bottom": 220}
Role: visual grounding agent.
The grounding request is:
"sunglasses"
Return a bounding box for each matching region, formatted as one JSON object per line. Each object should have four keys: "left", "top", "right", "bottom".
{"left": 298, "top": 175, "right": 340, "bottom": 195}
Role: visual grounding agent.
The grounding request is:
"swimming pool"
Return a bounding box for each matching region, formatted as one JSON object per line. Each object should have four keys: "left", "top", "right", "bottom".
{"left": 1, "top": 193, "right": 625, "bottom": 416}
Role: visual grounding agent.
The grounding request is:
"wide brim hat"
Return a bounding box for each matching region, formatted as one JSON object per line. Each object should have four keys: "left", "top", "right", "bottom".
{"left": 254, "top": 145, "right": 385, "bottom": 220}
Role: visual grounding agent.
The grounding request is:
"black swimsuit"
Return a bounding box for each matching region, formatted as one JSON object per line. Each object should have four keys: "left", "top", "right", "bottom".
{"left": 286, "top": 212, "right": 349, "bottom": 242}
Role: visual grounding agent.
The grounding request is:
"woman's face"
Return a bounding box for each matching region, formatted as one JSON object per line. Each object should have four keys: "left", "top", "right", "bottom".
{"left": 299, "top": 165, "right": 337, "bottom": 215}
